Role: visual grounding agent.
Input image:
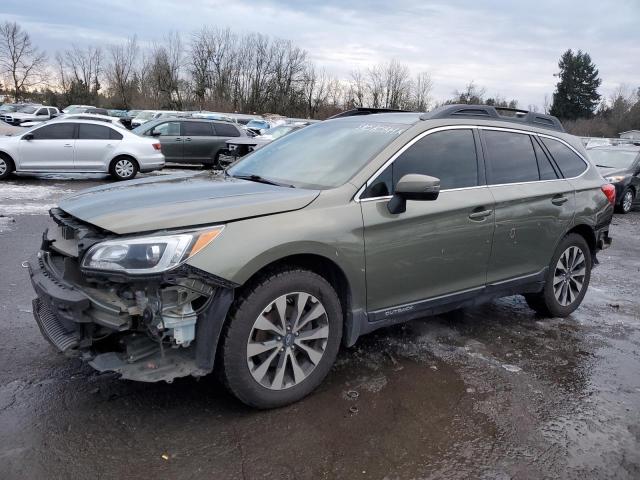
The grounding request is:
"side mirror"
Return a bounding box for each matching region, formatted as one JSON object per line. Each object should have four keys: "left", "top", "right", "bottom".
{"left": 151, "top": 130, "right": 161, "bottom": 137}
{"left": 22, "top": 133, "right": 34, "bottom": 141}
{"left": 388, "top": 174, "right": 440, "bottom": 214}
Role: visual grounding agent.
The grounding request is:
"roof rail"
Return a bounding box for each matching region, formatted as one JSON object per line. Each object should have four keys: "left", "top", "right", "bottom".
{"left": 328, "top": 107, "right": 412, "bottom": 119}
{"left": 420, "top": 104, "right": 565, "bottom": 132}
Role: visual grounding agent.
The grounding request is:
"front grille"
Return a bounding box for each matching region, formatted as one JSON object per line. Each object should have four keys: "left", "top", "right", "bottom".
{"left": 33, "top": 298, "right": 79, "bottom": 353}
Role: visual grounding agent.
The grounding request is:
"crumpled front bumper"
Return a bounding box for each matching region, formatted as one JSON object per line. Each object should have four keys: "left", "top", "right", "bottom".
{"left": 27, "top": 250, "right": 235, "bottom": 382}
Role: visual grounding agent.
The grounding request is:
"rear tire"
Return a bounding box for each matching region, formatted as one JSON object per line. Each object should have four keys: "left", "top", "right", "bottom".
{"left": 220, "top": 268, "right": 343, "bottom": 409}
{"left": 616, "top": 188, "right": 634, "bottom": 214}
{"left": 525, "top": 233, "right": 591, "bottom": 317}
{"left": 109, "top": 156, "right": 138, "bottom": 181}
{"left": 0, "top": 153, "right": 15, "bottom": 180}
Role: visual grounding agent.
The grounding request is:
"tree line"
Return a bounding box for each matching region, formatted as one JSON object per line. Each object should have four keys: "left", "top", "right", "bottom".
{"left": 0, "top": 20, "right": 638, "bottom": 136}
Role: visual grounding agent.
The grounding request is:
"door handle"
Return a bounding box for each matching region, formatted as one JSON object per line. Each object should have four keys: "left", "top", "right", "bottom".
{"left": 175, "top": 137, "right": 182, "bottom": 141}
{"left": 63, "top": 144, "right": 73, "bottom": 148}
{"left": 105, "top": 144, "right": 114, "bottom": 148}
{"left": 551, "top": 195, "right": 568, "bottom": 206}
{"left": 469, "top": 208, "right": 493, "bottom": 220}
{"left": 184, "top": 137, "right": 192, "bottom": 142}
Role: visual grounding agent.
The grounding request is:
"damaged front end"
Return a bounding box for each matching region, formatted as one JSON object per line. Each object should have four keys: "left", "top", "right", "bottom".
{"left": 28, "top": 208, "right": 235, "bottom": 383}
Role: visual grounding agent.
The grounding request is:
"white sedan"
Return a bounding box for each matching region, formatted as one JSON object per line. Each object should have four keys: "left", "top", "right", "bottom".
{"left": 0, "top": 119, "right": 165, "bottom": 181}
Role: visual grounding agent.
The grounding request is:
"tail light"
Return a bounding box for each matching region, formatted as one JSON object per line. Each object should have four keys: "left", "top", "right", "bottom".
{"left": 601, "top": 184, "right": 616, "bottom": 205}
{"left": 152, "top": 143, "right": 162, "bottom": 151}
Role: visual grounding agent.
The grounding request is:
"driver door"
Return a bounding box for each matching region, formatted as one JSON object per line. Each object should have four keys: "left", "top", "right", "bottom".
{"left": 360, "top": 127, "right": 495, "bottom": 315}
{"left": 18, "top": 123, "right": 76, "bottom": 171}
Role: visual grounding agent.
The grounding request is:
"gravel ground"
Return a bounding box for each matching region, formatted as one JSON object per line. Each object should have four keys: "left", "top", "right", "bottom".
{"left": 0, "top": 173, "right": 639, "bottom": 479}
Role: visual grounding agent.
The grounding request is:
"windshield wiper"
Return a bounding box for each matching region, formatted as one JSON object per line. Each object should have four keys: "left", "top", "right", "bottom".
{"left": 232, "top": 174, "right": 295, "bottom": 188}
{"left": 595, "top": 164, "right": 614, "bottom": 168}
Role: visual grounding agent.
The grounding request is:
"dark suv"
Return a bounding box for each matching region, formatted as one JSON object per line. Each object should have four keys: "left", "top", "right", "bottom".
{"left": 133, "top": 118, "right": 245, "bottom": 167}
{"left": 29, "top": 105, "right": 614, "bottom": 408}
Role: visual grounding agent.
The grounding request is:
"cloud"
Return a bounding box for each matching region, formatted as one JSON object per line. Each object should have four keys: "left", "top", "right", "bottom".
{"left": 1, "top": 0, "right": 638, "bottom": 108}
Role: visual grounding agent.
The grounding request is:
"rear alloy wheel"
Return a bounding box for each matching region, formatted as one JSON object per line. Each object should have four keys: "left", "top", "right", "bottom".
{"left": 0, "top": 155, "right": 14, "bottom": 180}
{"left": 110, "top": 157, "right": 138, "bottom": 181}
{"left": 221, "top": 269, "right": 342, "bottom": 408}
{"left": 525, "top": 233, "right": 591, "bottom": 317}
{"left": 617, "top": 188, "right": 634, "bottom": 214}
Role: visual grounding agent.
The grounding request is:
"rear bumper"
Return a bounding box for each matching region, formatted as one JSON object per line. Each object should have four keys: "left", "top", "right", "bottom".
{"left": 138, "top": 154, "right": 165, "bottom": 172}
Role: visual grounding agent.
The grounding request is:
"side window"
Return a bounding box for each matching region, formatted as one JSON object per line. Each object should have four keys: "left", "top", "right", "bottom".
{"left": 532, "top": 137, "right": 559, "bottom": 180}
{"left": 392, "top": 129, "right": 478, "bottom": 190}
{"left": 36, "top": 108, "right": 48, "bottom": 116}
{"left": 183, "top": 121, "right": 212, "bottom": 136}
{"left": 110, "top": 128, "right": 124, "bottom": 140}
{"left": 78, "top": 124, "right": 112, "bottom": 140}
{"left": 30, "top": 123, "right": 75, "bottom": 140}
{"left": 213, "top": 122, "right": 241, "bottom": 137}
{"left": 362, "top": 167, "right": 393, "bottom": 198}
{"left": 151, "top": 122, "right": 180, "bottom": 136}
{"left": 48, "top": 108, "right": 57, "bottom": 115}
{"left": 484, "top": 130, "right": 539, "bottom": 184}
{"left": 540, "top": 137, "right": 587, "bottom": 178}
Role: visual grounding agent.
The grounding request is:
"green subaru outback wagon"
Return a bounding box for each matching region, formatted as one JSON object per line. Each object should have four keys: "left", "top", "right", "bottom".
{"left": 29, "top": 105, "right": 614, "bottom": 408}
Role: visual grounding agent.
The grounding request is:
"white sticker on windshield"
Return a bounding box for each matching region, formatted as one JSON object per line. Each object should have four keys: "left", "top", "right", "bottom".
{"left": 357, "top": 124, "right": 404, "bottom": 136}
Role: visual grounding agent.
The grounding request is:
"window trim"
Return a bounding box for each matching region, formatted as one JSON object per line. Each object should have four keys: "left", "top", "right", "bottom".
{"left": 354, "top": 125, "right": 591, "bottom": 203}
{"left": 536, "top": 133, "right": 590, "bottom": 180}
{"left": 354, "top": 125, "right": 479, "bottom": 202}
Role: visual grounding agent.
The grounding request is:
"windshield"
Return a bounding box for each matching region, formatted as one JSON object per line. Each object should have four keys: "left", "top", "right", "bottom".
{"left": 135, "top": 111, "right": 156, "bottom": 120}
{"left": 246, "top": 120, "right": 268, "bottom": 129}
{"left": 262, "top": 126, "right": 294, "bottom": 139}
{"left": 17, "top": 106, "right": 37, "bottom": 114}
{"left": 228, "top": 120, "right": 407, "bottom": 189}
{"left": 589, "top": 149, "right": 638, "bottom": 169}
{"left": 0, "top": 105, "right": 17, "bottom": 112}
{"left": 65, "top": 106, "right": 87, "bottom": 114}
{"left": 131, "top": 122, "right": 156, "bottom": 135}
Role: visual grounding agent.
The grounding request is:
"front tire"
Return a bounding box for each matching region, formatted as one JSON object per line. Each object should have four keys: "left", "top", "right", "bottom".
{"left": 109, "top": 157, "right": 138, "bottom": 181}
{"left": 616, "top": 188, "right": 634, "bottom": 214}
{"left": 0, "top": 154, "right": 15, "bottom": 180}
{"left": 220, "top": 268, "right": 343, "bottom": 408}
{"left": 525, "top": 233, "right": 592, "bottom": 317}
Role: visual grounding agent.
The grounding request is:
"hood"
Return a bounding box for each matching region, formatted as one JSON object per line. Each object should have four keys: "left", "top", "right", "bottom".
{"left": 596, "top": 166, "right": 628, "bottom": 178}
{"left": 59, "top": 172, "right": 320, "bottom": 234}
{"left": 7, "top": 112, "right": 37, "bottom": 120}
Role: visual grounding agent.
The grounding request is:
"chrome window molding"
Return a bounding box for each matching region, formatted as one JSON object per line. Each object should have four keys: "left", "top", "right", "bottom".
{"left": 353, "top": 124, "right": 592, "bottom": 203}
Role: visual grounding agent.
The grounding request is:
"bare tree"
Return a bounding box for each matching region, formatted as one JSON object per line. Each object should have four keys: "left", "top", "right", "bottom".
{"left": 411, "top": 71, "right": 433, "bottom": 111}
{"left": 302, "top": 64, "right": 329, "bottom": 118}
{"left": 106, "top": 36, "right": 139, "bottom": 109}
{"left": 56, "top": 45, "right": 103, "bottom": 105}
{"left": 149, "top": 32, "right": 184, "bottom": 109}
{"left": 0, "top": 21, "right": 47, "bottom": 100}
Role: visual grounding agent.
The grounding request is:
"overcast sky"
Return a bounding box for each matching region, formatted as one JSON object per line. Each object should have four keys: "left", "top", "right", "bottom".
{"left": 2, "top": 0, "right": 639, "bottom": 109}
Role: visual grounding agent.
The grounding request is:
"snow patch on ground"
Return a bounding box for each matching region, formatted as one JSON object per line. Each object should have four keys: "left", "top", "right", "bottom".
{"left": 0, "top": 184, "right": 74, "bottom": 201}
{"left": 0, "top": 216, "right": 15, "bottom": 232}
{"left": 1, "top": 204, "right": 57, "bottom": 215}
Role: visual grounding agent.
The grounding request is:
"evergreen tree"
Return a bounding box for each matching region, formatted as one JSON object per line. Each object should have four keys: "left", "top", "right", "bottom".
{"left": 550, "top": 49, "right": 601, "bottom": 120}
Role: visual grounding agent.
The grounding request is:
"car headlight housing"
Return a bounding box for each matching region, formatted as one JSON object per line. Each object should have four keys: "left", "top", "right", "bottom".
{"left": 81, "top": 227, "right": 224, "bottom": 274}
{"left": 604, "top": 175, "right": 626, "bottom": 183}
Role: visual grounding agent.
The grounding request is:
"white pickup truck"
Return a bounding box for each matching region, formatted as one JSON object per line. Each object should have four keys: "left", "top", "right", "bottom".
{"left": 0, "top": 105, "right": 59, "bottom": 126}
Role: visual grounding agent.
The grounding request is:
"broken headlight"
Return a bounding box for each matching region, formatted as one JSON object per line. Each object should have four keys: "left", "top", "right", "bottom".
{"left": 81, "top": 227, "right": 224, "bottom": 274}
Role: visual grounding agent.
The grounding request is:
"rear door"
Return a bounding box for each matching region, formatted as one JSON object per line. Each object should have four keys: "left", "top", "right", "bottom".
{"left": 18, "top": 123, "right": 76, "bottom": 171}
{"left": 149, "top": 121, "right": 182, "bottom": 162}
{"left": 74, "top": 123, "right": 122, "bottom": 171}
{"left": 360, "top": 127, "right": 495, "bottom": 313}
{"left": 182, "top": 121, "right": 216, "bottom": 163}
{"left": 481, "top": 128, "right": 575, "bottom": 284}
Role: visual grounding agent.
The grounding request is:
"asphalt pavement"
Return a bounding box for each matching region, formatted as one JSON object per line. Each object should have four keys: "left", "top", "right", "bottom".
{"left": 1, "top": 172, "right": 639, "bottom": 479}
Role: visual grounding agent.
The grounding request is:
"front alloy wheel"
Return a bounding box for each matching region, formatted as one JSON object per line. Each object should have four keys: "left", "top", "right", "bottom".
{"left": 220, "top": 268, "right": 342, "bottom": 408}
{"left": 247, "top": 292, "right": 329, "bottom": 390}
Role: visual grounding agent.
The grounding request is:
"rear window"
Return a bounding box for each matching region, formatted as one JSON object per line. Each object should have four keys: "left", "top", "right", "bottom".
{"left": 484, "top": 130, "right": 539, "bottom": 184}
{"left": 213, "top": 122, "right": 241, "bottom": 137}
{"left": 541, "top": 137, "right": 587, "bottom": 178}
{"left": 182, "top": 121, "right": 212, "bottom": 136}
{"left": 78, "top": 124, "right": 111, "bottom": 140}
